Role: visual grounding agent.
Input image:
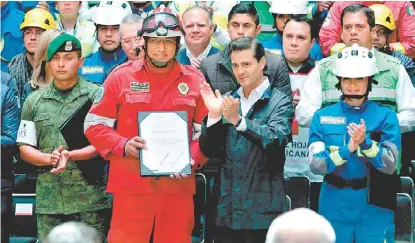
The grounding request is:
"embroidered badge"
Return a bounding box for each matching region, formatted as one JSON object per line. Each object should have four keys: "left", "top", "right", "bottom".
{"left": 94, "top": 86, "right": 104, "bottom": 104}
{"left": 65, "top": 41, "right": 73, "bottom": 51}
{"left": 81, "top": 66, "right": 104, "bottom": 75}
{"left": 320, "top": 116, "right": 346, "bottom": 125}
{"left": 130, "top": 82, "right": 150, "bottom": 92}
{"left": 178, "top": 82, "right": 189, "bottom": 95}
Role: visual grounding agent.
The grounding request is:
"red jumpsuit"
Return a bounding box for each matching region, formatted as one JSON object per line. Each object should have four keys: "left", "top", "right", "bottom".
{"left": 84, "top": 59, "right": 208, "bottom": 243}
{"left": 319, "top": 1, "right": 415, "bottom": 58}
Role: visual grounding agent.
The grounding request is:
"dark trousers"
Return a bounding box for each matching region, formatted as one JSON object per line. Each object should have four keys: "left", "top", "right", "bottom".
{"left": 1, "top": 191, "right": 12, "bottom": 243}
{"left": 214, "top": 226, "right": 267, "bottom": 243}
{"left": 310, "top": 182, "right": 322, "bottom": 212}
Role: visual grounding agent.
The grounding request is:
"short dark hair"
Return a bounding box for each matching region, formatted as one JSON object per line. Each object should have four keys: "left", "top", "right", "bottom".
{"left": 182, "top": 6, "right": 213, "bottom": 23}
{"left": 341, "top": 4, "right": 375, "bottom": 29}
{"left": 229, "top": 37, "right": 265, "bottom": 62}
{"left": 228, "top": 3, "right": 259, "bottom": 26}
{"left": 284, "top": 15, "right": 314, "bottom": 39}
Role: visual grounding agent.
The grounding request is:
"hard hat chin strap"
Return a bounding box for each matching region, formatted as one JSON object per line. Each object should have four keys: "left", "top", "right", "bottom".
{"left": 149, "top": 57, "right": 171, "bottom": 68}
{"left": 341, "top": 87, "right": 370, "bottom": 100}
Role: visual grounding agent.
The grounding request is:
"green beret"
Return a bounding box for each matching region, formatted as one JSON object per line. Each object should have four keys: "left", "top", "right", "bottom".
{"left": 46, "top": 34, "right": 82, "bottom": 62}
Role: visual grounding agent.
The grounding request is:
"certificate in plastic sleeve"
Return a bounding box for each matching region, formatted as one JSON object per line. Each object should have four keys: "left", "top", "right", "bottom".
{"left": 138, "top": 111, "right": 191, "bottom": 176}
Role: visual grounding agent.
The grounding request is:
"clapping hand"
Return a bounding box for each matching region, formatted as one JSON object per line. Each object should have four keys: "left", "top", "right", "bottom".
{"left": 51, "top": 148, "right": 70, "bottom": 174}
{"left": 200, "top": 82, "right": 223, "bottom": 118}
{"left": 222, "top": 96, "right": 241, "bottom": 126}
{"left": 347, "top": 119, "right": 366, "bottom": 153}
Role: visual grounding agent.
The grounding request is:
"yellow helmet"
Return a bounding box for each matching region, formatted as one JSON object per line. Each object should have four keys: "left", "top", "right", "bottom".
{"left": 370, "top": 4, "right": 395, "bottom": 31}
{"left": 20, "top": 8, "right": 56, "bottom": 31}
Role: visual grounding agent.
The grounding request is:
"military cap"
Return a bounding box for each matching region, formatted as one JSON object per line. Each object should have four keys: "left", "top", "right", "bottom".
{"left": 46, "top": 34, "right": 82, "bottom": 61}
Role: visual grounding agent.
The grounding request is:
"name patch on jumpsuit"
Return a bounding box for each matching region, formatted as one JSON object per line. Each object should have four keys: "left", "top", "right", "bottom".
{"left": 320, "top": 116, "right": 346, "bottom": 125}
{"left": 130, "top": 82, "right": 150, "bottom": 92}
{"left": 81, "top": 66, "right": 104, "bottom": 75}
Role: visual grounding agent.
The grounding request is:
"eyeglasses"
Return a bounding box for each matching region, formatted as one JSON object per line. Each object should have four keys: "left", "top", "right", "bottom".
{"left": 121, "top": 36, "right": 142, "bottom": 47}
{"left": 147, "top": 38, "right": 176, "bottom": 45}
{"left": 23, "top": 29, "right": 44, "bottom": 37}
{"left": 374, "top": 28, "right": 389, "bottom": 38}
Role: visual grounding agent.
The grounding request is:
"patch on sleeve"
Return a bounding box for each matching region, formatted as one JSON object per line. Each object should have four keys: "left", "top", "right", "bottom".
{"left": 320, "top": 116, "right": 346, "bottom": 125}
{"left": 16, "top": 120, "right": 37, "bottom": 147}
{"left": 93, "top": 86, "right": 104, "bottom": 104}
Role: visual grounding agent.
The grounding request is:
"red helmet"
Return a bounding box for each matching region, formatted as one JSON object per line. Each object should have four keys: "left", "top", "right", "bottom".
{"left": 138, "top": 6, "right": 185, "bottom": 38}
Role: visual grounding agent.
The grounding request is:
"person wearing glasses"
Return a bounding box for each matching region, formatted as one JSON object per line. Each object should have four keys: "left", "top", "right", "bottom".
{"left": 370, "top": 4, "right": 415, "bottom": 85}
{"left": 79, "top": 1, "right": 130, "bottom": 85}
{"left": 84, "top": 6, "right": 209, "bottom": 243}
{"left": 8, "top": 8, "right": 56, "bottom": 104}
{"left": 120, "top": 14, "right": 145, "bottom": 61}
{"left": 296, "top": 4, "right": 415, "bottom": 132}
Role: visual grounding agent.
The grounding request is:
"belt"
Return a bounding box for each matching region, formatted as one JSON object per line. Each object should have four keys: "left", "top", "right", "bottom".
{"left": 324, "top": 174, "right": 367, "bottom": 190}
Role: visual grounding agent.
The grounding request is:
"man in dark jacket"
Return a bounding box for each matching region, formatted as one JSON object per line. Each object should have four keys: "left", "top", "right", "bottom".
{"left": 1, "top": 82, "right": 20, "bottom": 243}
{"left": 200, "top": 3, "right": 291, "bottom": 98}
{"left": 199, "top": 37, "right": 294, "bottom": 243}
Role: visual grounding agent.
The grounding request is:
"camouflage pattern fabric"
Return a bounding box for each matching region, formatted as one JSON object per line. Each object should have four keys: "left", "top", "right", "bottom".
{"left": 18, "top": 78, "right": 111, "bottom": 215}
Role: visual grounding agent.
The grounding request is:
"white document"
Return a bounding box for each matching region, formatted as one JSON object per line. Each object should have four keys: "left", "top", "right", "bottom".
{"left": 140, "top": 112, "right": 191, "bottom": 175}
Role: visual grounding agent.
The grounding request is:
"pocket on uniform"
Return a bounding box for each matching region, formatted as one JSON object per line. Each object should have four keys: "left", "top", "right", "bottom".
{"left": 125, "top": 93, "right": 152, "bottom": 104}
{"left": 324, "top": 125, "right": 346, "bottom": 147}
{"left": 172, "top": 97, "right": 196, "bottom": 107}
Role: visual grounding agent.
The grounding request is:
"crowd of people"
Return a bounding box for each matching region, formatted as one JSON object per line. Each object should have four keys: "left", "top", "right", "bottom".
{"left": 2, "top": 1, "right": 415, "bottom": 243}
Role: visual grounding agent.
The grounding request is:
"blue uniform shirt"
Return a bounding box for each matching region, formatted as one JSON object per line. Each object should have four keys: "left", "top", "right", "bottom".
{"left": 80, "top": 47, "right": 127, "bottom": 85}
{"left": 309, "top": 97, "right": 401, "bottom": 179}
{"left": 262, "top": 33, "right": 324, "bottom": 61}
{"left": 1, "top": 2, "right": 24, "bottom": 65}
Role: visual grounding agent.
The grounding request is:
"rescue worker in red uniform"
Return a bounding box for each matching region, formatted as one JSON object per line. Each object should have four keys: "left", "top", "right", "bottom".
{"left": 84, "top": 6, "right": 208, "bottom": 243}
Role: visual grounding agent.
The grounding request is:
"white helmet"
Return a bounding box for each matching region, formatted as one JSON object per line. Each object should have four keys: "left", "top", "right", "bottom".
{"left": 93, "top": 1, "right": 132, "bottom": 26}
{"left": 333, "top": 43, "right": 378, "bottom": 78}
{"left": 270, "top": 1, "right": 308, "bottom": 15}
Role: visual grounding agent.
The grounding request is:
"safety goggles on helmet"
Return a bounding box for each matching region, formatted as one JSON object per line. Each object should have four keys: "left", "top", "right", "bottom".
{"left": 139, "top": 12, "right": 184, "bottom": 37}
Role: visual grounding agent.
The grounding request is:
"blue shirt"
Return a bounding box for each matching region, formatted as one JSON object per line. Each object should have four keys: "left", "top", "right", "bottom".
{"left": 261, "top": 33, "right": 324, "bottom": 61}
{"left": 1, "top": 2, "right": 25, "bottom": 64}
{"left": 309, "top": 98, "right": 401, "bottom": 179}
{"left": 80, "top": 48, "right": 127, "bottom": 85}
{"left": 8, "top": 1, "right": 58, "bottom": 14}
{"left": 176, "top": 46, "right": 220, "bottom": 66}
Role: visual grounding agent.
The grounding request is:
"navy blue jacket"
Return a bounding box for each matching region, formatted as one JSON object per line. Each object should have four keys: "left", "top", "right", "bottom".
{"left": 1, "top": 83, "right": 20, "bottom": 191}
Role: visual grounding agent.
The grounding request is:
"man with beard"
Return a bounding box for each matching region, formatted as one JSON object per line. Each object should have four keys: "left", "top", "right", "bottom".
{"left": 80, "top": 1, "right": 130, "bottom": 85}
{"left": 8, "top": 8, "right": 56, "bottom": 104}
